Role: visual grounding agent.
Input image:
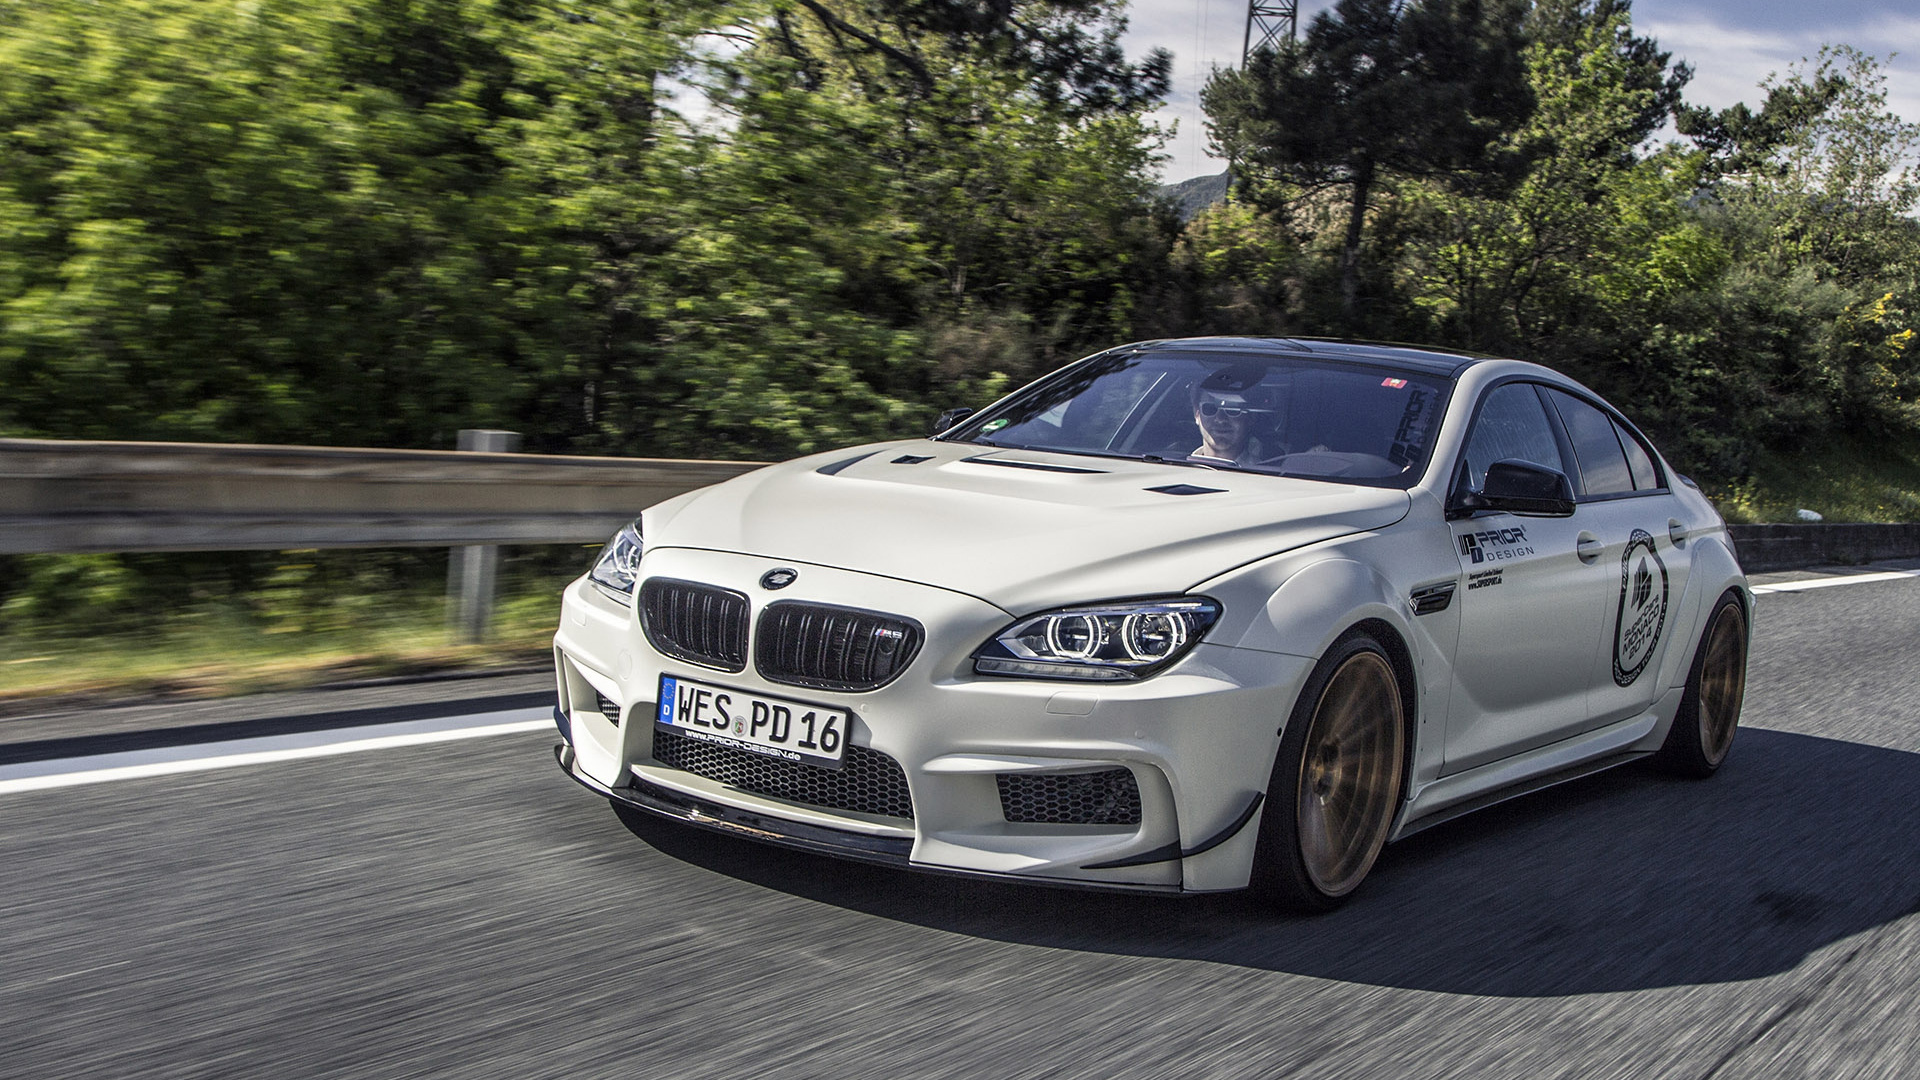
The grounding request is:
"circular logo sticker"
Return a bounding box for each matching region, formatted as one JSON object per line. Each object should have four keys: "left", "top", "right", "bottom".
{"left": 1613, "top": 529, "right": 1669, "bottom": 687}
{"left": 760, "top": 568, "right": 798, "bottom": 590}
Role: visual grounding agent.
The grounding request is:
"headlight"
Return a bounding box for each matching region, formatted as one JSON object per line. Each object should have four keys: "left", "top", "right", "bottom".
{"left": 973, "top": 597, "right": 1221, "bottom": 681}
{"left": 587, "top": 520, "right": 643, "bottom": 602}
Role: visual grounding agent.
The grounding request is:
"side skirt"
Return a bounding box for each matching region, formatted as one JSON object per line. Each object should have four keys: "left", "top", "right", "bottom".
{"left": 1392, "top": 711, "right": 1662, "bottom": 840}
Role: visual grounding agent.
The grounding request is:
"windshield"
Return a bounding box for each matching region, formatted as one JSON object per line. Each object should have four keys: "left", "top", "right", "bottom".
{"left": 946, "top": 349, "right": 1451, "bottom": 489}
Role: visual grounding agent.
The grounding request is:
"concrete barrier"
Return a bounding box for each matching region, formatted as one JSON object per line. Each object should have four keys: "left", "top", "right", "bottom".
{"left": 1725, "top": 523, "right": 1920, "bottom": 573}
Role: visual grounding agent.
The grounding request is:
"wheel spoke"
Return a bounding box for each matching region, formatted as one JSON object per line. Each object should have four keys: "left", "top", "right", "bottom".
{"left": 1295, "top": 650, "right": 1404, "bottom": 896}
{"left": 1696, "top": 605, "right": 1746, "bottom": 763}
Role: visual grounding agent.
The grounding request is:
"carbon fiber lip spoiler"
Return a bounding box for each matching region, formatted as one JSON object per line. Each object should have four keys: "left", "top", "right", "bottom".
{"left": 554, "top": 743, "right": 915, "bottom": 865}
{"left": 552, "top": 743, "right": 1185, "bottom": 895}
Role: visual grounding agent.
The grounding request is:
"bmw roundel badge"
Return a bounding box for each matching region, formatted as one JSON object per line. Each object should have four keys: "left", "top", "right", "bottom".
{"left": 760, "top": 568, "right": 799, "bottom": 590}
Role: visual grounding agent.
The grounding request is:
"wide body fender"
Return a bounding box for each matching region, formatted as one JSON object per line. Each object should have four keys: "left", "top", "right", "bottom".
{"left": 1196, "top": 546, "right": 1457, "bottom": 825}
{"left": 1658, "top": 532, "right": 1750, "bottom": 692}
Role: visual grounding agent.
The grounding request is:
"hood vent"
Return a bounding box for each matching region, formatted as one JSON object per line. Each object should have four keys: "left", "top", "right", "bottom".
{"left": 1146, "top": 484, "right": 1224, "bottom": 496}
{"left": 815, "top": 451, "right": 878, "bottom": 477}
{"left": 891, "top": 454, "right": 933, "bottom": 464}
{"left": 963, "top": 456, "right": 1105, "bottom": 475}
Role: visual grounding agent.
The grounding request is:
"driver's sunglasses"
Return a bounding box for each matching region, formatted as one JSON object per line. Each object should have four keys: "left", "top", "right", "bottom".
{"left": 1198, "top": 399, "right": 1261, "bottom": 419}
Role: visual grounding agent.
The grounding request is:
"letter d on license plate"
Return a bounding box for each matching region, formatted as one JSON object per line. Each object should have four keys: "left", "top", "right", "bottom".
{"left": 656, "top": 674, "right": 849, "bottom": 770}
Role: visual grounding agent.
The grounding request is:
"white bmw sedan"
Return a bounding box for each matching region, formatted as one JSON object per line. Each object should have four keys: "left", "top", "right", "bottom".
{"left": 552, "top": 337, "right": 1749, "bottom": 910}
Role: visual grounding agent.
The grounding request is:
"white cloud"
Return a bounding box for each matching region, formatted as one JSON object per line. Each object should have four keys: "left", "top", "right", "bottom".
{"left": 1649, "top": 13, "right": 1920, "bottom": 122}
{"left": 1120, "top": 0, "right": 1261, "bottom": 181}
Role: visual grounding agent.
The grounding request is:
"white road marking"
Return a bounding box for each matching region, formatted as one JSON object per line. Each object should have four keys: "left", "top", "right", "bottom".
{"left": 1751, "top": 569, "right": 1920, "bottom": 595}
{"left": 7, "top": 567, "right": 1914, "bottom": 793}
{"left": 0, "top": 707, "right": 553, "bottom": 795}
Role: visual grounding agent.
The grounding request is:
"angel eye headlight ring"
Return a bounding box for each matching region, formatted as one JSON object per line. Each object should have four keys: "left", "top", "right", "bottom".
{"left": 1121, "top": 611, "right": 1188, "bottom": 661}
{"left": 973, "top": 597, "right": 1220, "bottom": 681}
{"left": 1045, "top": 614, "right": 1105, "bottom": 659}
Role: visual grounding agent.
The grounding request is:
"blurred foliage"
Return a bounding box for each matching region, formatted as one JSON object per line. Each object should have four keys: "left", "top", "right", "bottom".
{"left": 0, "top": 0, "right": 1912, "bottom": 663}
{"left": 0, "top": 546, "right": 588, "bottom": 641}
{"left": 0, "top": 546, "right": 583, "bottom": 702}
{"left": 0, "top": 0, "right": 1174, "bottom": 459}
{"left": 0, "top": 550, "right": 575, "bottom": 703}
{"left": 5, "top": 0, "right": 1912, "bottom": 496}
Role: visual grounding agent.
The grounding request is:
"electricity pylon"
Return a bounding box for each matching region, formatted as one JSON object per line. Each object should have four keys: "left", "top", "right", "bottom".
{"left": 1243, "top": 0, "right": 1298, "bottom": 60}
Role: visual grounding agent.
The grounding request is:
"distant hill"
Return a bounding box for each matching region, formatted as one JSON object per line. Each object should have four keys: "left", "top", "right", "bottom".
{"left": 1159, "top": 170, "right": 1230, "bottom": 221}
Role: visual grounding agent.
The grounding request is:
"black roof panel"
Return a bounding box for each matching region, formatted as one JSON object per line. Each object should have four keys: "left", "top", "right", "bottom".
{"left": 1123, "top": 336, "right": 1493, "bottom": 377}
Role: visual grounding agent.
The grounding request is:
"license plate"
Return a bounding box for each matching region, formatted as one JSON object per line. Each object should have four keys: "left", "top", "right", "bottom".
{"left": 656, "top": 674, "right": 849, "bottom": 770}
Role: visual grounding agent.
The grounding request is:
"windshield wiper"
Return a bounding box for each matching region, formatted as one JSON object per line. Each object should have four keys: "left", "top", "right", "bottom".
{"left": 1140, "top": 453, "right": 1218, "bottom": 471}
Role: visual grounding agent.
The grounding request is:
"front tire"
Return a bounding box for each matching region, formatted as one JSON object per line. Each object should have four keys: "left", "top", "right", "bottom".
{"left": 1250, "top": 632, "right": 1406, "bottom": 912}
{"left": 1651, "top": 591, "right": 1748, "bottom": 777}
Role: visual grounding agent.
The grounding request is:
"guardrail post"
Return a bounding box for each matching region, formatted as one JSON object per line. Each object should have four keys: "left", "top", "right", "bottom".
{"left": 449, "top": 429, "right": 522, "bottom": 643}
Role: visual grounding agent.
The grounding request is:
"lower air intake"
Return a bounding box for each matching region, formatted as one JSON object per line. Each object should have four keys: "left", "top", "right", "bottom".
{"left": 997, "top": 769, "right": 1142, "bottom": 825}
{"left": 652, "top": 728, "right": 914, "bottom": 820}
{"left": 595, "top": 691, "right": 622, "bottom": 726}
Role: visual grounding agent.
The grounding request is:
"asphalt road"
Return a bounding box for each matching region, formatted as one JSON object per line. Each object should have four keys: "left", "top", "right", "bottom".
{"left": 2, "top": 574, "right": 1917, "bottom": 1079}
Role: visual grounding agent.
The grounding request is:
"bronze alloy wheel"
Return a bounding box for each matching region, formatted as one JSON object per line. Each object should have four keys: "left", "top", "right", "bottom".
{"left": 1695, "top": 600, "right": 1747, "bottom": 767}
{"left": 1278, "top": 643, "right": 1406, "bottom": 903}
{"left": 1252, "top": 634, "right": 1409, "bottom": 911}
{"left": 1653, "top": 591, "right": 1748, "bottom": 778}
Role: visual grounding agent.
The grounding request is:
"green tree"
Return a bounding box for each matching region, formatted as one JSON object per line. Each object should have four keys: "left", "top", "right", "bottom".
{"left": 1400, "top": 0, "right": 1706, "bottom": 352}
{"left": 725, "top": 0, "right": 1176, "bottom": 394}
{"left": 1201, "top": 0, "right": 1533, "bottom": 327}
{"left": 0, "top": 0, "right": 585, "bottom": 446}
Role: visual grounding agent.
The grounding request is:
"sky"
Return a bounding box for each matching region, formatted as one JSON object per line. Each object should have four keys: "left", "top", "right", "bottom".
{"left": 1121, "top": 0, "right": 1920, "bottom": 182}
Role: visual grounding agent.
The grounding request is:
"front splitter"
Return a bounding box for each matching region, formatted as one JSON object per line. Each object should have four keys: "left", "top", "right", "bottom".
{"left": 554, "top": 743, "right": 1186, "bottom": 896}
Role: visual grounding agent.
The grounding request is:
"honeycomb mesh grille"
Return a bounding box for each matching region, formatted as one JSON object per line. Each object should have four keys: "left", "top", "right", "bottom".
{"left": 652, "top": 728, "right": 914, "bottom": 820}
{"left": 997, "top": 769, "right": 1142, "bottom": 825}
{"left": 595, "top": 691, "right": 622, "bottom": 726}
{"left": 639, "top": 579, "right": 749, "bottom": 672}
{"left": 755, "top": 602, "right": 922, "bottom": 691}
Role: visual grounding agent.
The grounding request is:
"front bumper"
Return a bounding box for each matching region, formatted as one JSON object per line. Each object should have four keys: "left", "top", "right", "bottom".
{"left": 553, "top": 548, "right": 1314, "bottom": 893}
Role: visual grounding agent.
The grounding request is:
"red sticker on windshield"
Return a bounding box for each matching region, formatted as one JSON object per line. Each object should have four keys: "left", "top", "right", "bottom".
{"left": 1381, "top": 378, "right": 1408, "bottom": 388}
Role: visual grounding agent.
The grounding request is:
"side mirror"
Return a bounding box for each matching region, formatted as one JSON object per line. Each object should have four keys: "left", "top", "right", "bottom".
{"left": 931, "top": 407, "right": 976, "bottom": 436}
{"left": 1455, "top": 459, "right": 1576, "bottom": 517}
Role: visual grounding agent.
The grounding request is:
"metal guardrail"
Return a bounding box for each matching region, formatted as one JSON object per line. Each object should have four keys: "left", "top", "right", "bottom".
{"left": 0, "top": 437, "right": 765, "bottom": 555}
{"left": 6, "top": 437, "right": 1917, "bottom": 573}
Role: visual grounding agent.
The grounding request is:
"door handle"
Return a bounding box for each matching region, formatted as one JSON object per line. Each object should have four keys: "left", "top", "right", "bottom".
{"left": 1669, "top": 518, "right": 1688, "bottom": 545}
{"left": 1576, "top": 533, "right": 1604, "bottom": 563}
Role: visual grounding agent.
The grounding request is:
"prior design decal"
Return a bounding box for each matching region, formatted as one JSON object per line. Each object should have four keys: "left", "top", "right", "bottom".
{"left": 1458, "top": 525, "right": 1533, "bottom": 565}
{"left": 1466, "top": 569, "right": 1504, "bottom": 590}
{"left": 1385, "top": 388, "right": 1432, "bottom": 467}
{"left": 1612, "top": 528, "right": 1670, "bottom": 686}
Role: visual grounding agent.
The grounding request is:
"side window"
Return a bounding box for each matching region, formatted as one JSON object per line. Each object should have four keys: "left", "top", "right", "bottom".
{"left": 1614, "top": 418, "right": 1662, "bottom": 490}
{"left": 1459, "top": 383, "right": 1567, "bottom": 491}
{"left": 1546, "top": 389, "right": 1633, "bottom": 497}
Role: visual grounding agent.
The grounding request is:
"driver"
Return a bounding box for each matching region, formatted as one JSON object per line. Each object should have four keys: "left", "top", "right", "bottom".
{"left": 1190, "top": 381, "right": 1277, "bottom": 465}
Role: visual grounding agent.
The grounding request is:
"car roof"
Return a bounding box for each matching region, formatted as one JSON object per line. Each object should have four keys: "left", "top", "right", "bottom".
{"left": 1121, "top": 336, "right": 1494, "bottom": 378}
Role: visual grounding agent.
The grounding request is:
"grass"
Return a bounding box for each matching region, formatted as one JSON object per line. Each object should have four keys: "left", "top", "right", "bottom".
{"left": 1707, "top": 430, "right": 1920, "bottom": 524}
{"left": 0, "top": 573, "right": 572, "bottom": 712}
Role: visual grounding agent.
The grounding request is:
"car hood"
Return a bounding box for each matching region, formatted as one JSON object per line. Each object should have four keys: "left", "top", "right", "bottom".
{"left": 645, "top": 441, "right": 1412, "bottom": 613}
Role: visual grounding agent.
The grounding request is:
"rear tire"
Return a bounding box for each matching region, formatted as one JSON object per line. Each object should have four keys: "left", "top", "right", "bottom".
{"left": 1250, "top": 632, "right": 1406, "bottom": 912}
{"left": 1651, "top": 591, "right": 1747, "bottom": 778}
